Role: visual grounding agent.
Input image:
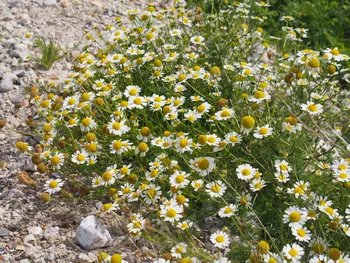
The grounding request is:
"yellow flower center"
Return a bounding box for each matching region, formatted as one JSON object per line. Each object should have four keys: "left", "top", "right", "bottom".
{"left": 254, "top": 183, "right": 263, "bottom": 189}
{"left": 174, "top": 99, "right": 182, "bottom": 106}
{"left": 307, "top": 104, "right": 318, "bottom": 112}
{"left": 175, "top": 247, "right": 184, "bottom": 253}
{"left": 328, "top": 248, "right": 341, "bottom": 260}
{"left": 229, "top": 136, "right": 238, "bottom": 143}
{"left": 130, "top": 221, "right": 141, "bottom": 231}
{"left": 120, "top": 167, "right": 129, "bottom": 174}
{"left": 49, "top": 180, "right": 58, "bottom": 188}
{"left": 81, "top": 118, "right": 91, "bottom": 126}
{"left": 179, "top": 138, "right": 188, "bottom": 148}
{"left": 198, "top": 158, "right": 210, "bottom": 170}
{"left": 331, "top": 49, "right": 340, "bottom": 56}
{"left": 50, "top": 156, "right": 60, "bottom": 165}
{"left": 224, "top": 207, "right": 232, "bottom": 214}
{"left": 68, "top": 98, "right": 76, "bottom": 105}
{"left": 176, "top": 175, "right": 185, "bottom": 183}
{"left": 241, "top": 116, "right": 255, "bottom": 129}
{"left": 68, "top": 119, "right": 76, "bottom": 125}
{"left": 166, "top": 209, "right": 177, "bottom": 218}
{"left": 257, "top": 241, "right": 270, "bottom": 254}
{"left": 242, "top": 168, "right": 251, "bottom": 176}
{"left": 129, "top": 88, "right": 137, "bottom": 96}
{"left": 112, "top": 122, "right": 121, "bottom": 130}
{"left": 210, "top": 184, "right": 221, "bottom": 193}
{"left": 289, "top": 249, "right": 298, "bottom": 257}
{"left": 197, "top": 104, "right": 206, "bottom": 113}
{"left": 339, "top": 173, "right": 348, "bottom": 179}
{"left": 259, "top": 127, "right": 269, "bottom": 135}
{"left": 88, "top": 143, "right": 97, "bottom": 152}
{"left": 120, "top": 100, "right": 128, "bottom": 107}
{"left": 254, "top": 91, "right": 265, "bottom": 99}
{"left": 81, "top": 93, "right": 90, "bottom": 101}
{"left": 150, "top": 170, "right": 158, "bottom": 177}
{"left": 293, "top": 187, "right": 304, "bottom": 194}
{"left": 103, "top": 203, "right": 113, "bottom": 211}
{"left": 207, "top": 136, "right": 216, "bottom": 144}
{"left": 138, "top": 142, "right": 148, "bottom": 152}
{"left": 338, "top": 164, "right": 347, "bottom": 170}
{"left": 244, "top": 69, "right": 252, "bottom": 75}
{"left": 147, "top": 189, "right": 157, "bottom": 198}
{"left": 102, "top": 172, "right": 113, "bottom": 182}
{"left": 176, "top": 195, "right": 186, "bottom": 205}
{"left": 289, "top": 212, "right": 301, "bottom": 222}
{"left": 220, "top": 109, "right": 231, "bottom": 117}
{"left": 215, "top": 236, "right": 225, "bottom": 243}
{"left": 297, "top": 228, "right": 306, "bottom": 237}
{"left": 123, "top": 187, "right": 131, "bottom": 194}
{"left": 308, "top": 58, "right": 320, "bottom": 68}
{"left": 77, "top": 154, "right": 85, "bottom": 162}
{"left": 41, "top": 100, "right": 50, "bottom": 108}
{"left": 280, "top": 164, "right": 288, "bottom": 170}
{"left": 43, "top": 123, "right": 52, "bottom": 133}
{"left": 111, "top": 254, "right": 122, "bottom": 263}
{"left": 134, "top": 98, "right": 142, "bottom": 105}
{"left": 146, "top": 33, "right": 154, "bottom": 40}
{"left": 325, "top": 207, "right": 334, "bottom": 215}
{"left": 313, "top": 243, "right": 325, "bottom": 254}
{"left": 113, "top": 141, "right": 123, "bottom": 150}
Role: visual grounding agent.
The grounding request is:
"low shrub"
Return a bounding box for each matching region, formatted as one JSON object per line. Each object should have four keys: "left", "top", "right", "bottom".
{"left": 18, "top": 1, "right": 350, "bottom": 262}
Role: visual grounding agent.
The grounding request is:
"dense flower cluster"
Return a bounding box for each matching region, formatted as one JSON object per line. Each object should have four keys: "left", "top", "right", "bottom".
{"left": 18, "top": 0, "right": 350, "bottom": 262}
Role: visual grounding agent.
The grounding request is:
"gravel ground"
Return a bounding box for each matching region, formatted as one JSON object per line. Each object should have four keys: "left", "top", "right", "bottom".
{"left": 0, "top": 0, "right": 170, "bottom": 262}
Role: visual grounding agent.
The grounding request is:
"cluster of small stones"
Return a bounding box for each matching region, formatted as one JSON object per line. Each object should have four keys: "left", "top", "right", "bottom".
{"left": 0, "top": 0, "right": 170, "bottom": 262}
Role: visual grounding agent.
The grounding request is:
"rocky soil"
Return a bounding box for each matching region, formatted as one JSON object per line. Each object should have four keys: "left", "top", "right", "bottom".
{"left": 0, "top": 0, "right": 170, "bottom": 262}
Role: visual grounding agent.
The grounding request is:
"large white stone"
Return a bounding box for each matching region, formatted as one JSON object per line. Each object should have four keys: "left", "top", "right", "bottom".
{"left": 0, "top": 77, "right": 13, "bottom": 93}
{"left": 28, "top": 226, "right": 43, "bottom": 236}
{"left": 76, "top": 215, "right": 112, "bottom": 250}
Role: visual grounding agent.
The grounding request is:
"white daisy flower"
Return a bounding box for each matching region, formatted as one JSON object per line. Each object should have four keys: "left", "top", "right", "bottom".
{"left": 291, "top": 224, "right": 312, "bottom": 242}
{"left": 283, "top": 206, "right": 308, "bottom": 227}
{"left": 282, "top": 243, "right": 304, "bottom": 262}
{"left": 225, "top": 132, "right": 242, "bottom": 145}
{"left": 191, "top": 179, "right": 204, "bottom": 191}
{"left": 101, "top": 202, "right": 119, "bottom": 215}
{"left": 49, "top": 153, "right": 65, "bottom": 169}
{"left": 91, "top": 176, "right": 102, "bottom": 188}
{"left": 170, "top": 171, "right": 190, "bottom": 189}
{"left": 253, "top": 125, "right": 273, "bottom": 139}
{"left": 101, "top": 170, "right": 116, "bottom": 186}
{"left": 236, "top": 164, "right": 256, "bottom": 181}
{"left": 80, "top": 116, "right": 97, "bottom": 132}
{"left": 249, "top": 178, "right": 266, "bottom": 192}
{"left": 218, "top": 204, "right": 238, "bottom": 218}
{"left": 249, "top": 90, "right": 271, "bottom": 104}
{"left": 124, "top": 85, "right": 141, "bottom": 97}
{"left": 206, "top": 180, "right": 227, "bottom": 198}
{"left": 160, "top": 204, "right": 183, "bottom": 223}
{"left": 171, "top": 242, "right": 187, "bottom": 258}
{"left": 71, "top": 149, "right": 89, "bottom": 164}
{"left": 301, "top": 101, "right": 324, "bottom": 115}
{"left": 190, "top": 157, "right": 216, "bottom": 176}
{"left": 210, "top": 230, "right": 230, "bottom": 249}
{"left": 44, "top": 178, "right": 64, "bottom": 194}
{"left": 107, "top": 118, "right": 130, "bottom": 136}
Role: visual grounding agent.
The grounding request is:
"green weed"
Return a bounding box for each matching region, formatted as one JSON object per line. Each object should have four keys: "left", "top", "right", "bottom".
{"left": 33, "top": 37, "right": 62, "bottom": 70}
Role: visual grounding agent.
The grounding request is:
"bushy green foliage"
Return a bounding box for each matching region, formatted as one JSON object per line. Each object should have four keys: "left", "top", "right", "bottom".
{"left": 188, "top": 0, "right": 350, "bottom": 66}
{"left": 16, "top": 1, "right": 350, "bottom": 262}
{"left": 264, "top": 0, "right": 350, "bottom": 54}
{"left": 33, "top": 37, "right": 62, "bottom": 70}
